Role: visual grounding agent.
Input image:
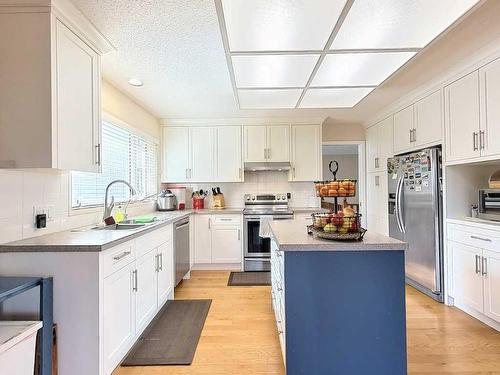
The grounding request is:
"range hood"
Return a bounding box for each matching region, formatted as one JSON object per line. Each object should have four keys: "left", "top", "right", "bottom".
{"left": 244, "top": 162, "right": 291, "bottom": 172}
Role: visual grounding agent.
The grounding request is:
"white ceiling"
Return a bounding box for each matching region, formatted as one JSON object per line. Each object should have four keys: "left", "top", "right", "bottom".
{"left": 70, "top": 0, "right": 494, "bottom": 122}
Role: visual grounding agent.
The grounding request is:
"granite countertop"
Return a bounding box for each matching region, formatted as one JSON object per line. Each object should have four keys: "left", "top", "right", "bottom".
{"left": 269, "top": 219, "right": 407, "bottom": 252}
{"left": 290, "top": 207, "right": 327, "bottom": 213}
{"left": 0, "top": 211, "right": 192, "bottom": 253}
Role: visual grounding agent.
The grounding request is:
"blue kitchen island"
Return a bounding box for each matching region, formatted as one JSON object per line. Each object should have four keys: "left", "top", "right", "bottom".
{"left": 269, "top": 219, "right": 408, "bottom": 375}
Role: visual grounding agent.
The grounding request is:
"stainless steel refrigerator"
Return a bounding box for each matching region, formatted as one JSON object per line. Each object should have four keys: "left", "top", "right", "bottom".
{"left": 388, "top": 147, "right": 444, "bottom": 302}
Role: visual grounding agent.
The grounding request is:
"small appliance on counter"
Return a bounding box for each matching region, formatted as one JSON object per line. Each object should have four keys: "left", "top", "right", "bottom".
{"left": 212, "top": 187, "right": 225, "bottom": 209}
{"left": 157, "top": 189, "right": 177, "bottom": 211}
{"left": 478, "top": 189, "right": 500, "bottom": 221}
{"left": 192, "top": 190, "right": 207, "bottom": 209}
{"left": 168, "top": 186, "right": 186, "bottom": 210}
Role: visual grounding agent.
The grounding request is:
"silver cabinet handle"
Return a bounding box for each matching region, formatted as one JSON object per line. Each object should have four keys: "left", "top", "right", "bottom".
{"left": 473, "top": 132, "right": 479, "bottom": 151}
{"left": 95, "top": 143, "right": 101, "bottom": 165}
{"left": 238, "top": 229, "right": 241, "bottom": 240}
{"left": 220, "top": 218, "right": 233, "bottom": 221}
{"left": 208, "top": 218, "right": 211, "bottom": 229}
{"left": 276, "top": 250, "right": 282, "bottom": 257}
{"left": 132, "top": 269, "right": 138, "bottom": 291}
{"left": 277, "top": 287, "right": 283, "bottom": 291}
{"left": 239, "top": 167, "right": 242, "bottom": 180}
{"left": 159, "top": 252, "right": 163, "bottom": 271}
{"left": 278, "top": 330, "right": 283, "bottom": 334}
{"left": 481, "top": 257, "right": 488, "bottom": 276}
{"left": 482, "top": 256, "right": 488, "bottom": 276}
{"left": 470, "top": 235, "right": 492, "bottom": 242}
{"left": 113, "top": 251, "right": 131, "bottom": 261}
{"left": 264, "top": 148, "right": 267, "bottom": 159}
{"left": 267, "top": 148, "right": 271, "bottom": 159}
{"left": 292, "top": 166, "right": 296, "bottom": 178}
{"left": 480, "top": 130, "right": 485, "bottom": 150}
{"left": 413, "top": 128, "right": 417, "bottom": 142}
{"left": 375, "top": 175, "right": 380, "bottom": 186}
{"left": 409, "top": 129, "right": 413, "bottom": 143}
{"left": 185, "top": 169, "right": 188, "bottom": 179}
{"left": 375, "top": 157, "right": 379, "bottom": 169}
{"left": 475, "top": 254, "right": 481, "bottom": 274}
{"left": 155, "top": 254, "right": 159, "bottom": 272}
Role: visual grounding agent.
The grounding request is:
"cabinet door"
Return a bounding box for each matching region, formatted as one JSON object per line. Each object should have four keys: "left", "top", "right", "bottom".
{"left": 194, "top": 215, "right": 212, "bottom": 263}
{"left": 190, "top": 127, "right": 215, "bottom": 182}
{"left": 135, "top": 249, "right": 158, "bottom": 333}
{"left": 211, "top": 226, "right": 242, "bottom": 263}
{"left": 445, "top": 71, "right": 481, "bottom": 162}
{"left": 290, "top": 125, "right": 321, "bottom": 181}
{"left": 267, "top": 125, "right": 290, "bottom": 162}
{"left": 377, "top": 172, "right": 389, "bottom": 236}
{"left": 366, "top": 125, "right": 379, "bottom": 173}
{"left": 483, "top": 250, "right": 500, "bottom": 323}
{"left": 415, "top": 90, "right": 443, "bottom": 146}
{"left": 244, "top": 126, "right": 267, "bottom": 162}
{"left": 216, "top": 126, "right": 242, "bottom": 182}
{"left": 103, "top": 263, "right": 136, "bottom": 374}
{"left": 480, "top": 58, "right": 500, "bottom": 157}
{"left": 451, "top": 241, "right": 483, "bottom": 313}
{"left": 393, "top": 106, "right": 414, "bottom": 153}
{"left": 163, "top": 127, "right": 189, "bottom": 182}
{"left": 157, "top": 241, "right": 173, "bottom": 307}
{"left": 56, "top": 20, "right": 100, "bottom": 172}
{"left": 377, "top": 116, "right": 394, "bottom": 171}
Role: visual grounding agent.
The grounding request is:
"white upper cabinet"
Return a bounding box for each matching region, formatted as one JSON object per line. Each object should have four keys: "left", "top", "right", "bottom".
{"left": 366, "top": 117, "right": 393, "bottom": 173}
{"left": 445, "top": 71, "right": 481, "bottom": 163}
{"left": 190, "top": 127, "right": 215, "bottom": 182}
{"left": 244, "top": 125, "right": 290, "bottom": 162}
{"left": 267, "top": 125, "right": 290, "bottom": 162}
{"left": 290, "top": 125, "right": 321, "bottom": 181}
{"left": 480, "top": 57, "right": 500, "bottom": 158}
{"left": 215, "top": 126, "right": 243, "bottom": 182}
{"left": 244, "top": 126, "right": 268, "bottom": 162}
{"left": 393, "top": 90, "right": 443, "bottom": 154}
{"left": 393, "top": 105, "right": 415, "bottom": 153}
{"left": 414, "top": 90, "right": 443, "bottom": 147}
{"left": 162, "top": 127, "right": 190, "bottom": 182}
{"left": 0, "top": 3, "right": 111, "bottom": 171}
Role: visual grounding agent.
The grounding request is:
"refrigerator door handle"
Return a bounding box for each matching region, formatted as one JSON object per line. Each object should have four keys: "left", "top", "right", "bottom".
{"left": 396, "top": 176, "right": 406, "bottom": 234}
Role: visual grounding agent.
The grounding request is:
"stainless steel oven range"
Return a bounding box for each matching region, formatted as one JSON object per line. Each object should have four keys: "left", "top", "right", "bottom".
{"left": 243, "top": 193, "right": 293, "bottom": 271}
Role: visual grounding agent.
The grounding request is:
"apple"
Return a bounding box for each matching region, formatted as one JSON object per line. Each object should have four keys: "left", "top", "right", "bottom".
{"left": 323, "top": 223, "right": 337, "bottom": 233}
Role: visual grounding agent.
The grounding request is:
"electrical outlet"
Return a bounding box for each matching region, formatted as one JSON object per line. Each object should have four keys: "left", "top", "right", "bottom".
{"left": 33, "top": 205, "right": 55, "bottom": 227}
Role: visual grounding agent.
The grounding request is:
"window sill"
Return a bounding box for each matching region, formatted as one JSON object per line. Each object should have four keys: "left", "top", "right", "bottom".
{"left": 69, "top": 200, "right": 156, "bottom": 217}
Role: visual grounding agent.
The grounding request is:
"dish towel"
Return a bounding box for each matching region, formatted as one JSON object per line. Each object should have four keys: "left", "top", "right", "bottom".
{"left": 259, "top": 217, "right": 273, "bottom": 238}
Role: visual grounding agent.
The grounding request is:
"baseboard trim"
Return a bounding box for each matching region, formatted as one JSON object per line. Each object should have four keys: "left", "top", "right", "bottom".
{"left": 454, "top": 300, "right": 500, "bottom": 332}
{"left": 192, "top": 263, "right": 242, "bottom": 271}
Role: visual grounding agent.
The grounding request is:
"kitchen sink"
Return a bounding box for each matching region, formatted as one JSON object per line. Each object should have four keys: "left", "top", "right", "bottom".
{"left": 94, "top": 223, "right": 146, "bottom": 230}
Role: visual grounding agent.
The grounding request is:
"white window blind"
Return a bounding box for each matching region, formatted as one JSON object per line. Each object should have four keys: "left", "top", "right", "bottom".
{"left": 71, "top": 120, "right": 158, "bottom": 208}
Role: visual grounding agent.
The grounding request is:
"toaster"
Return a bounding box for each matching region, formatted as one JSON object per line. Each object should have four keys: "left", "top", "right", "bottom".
{"left": 478, "top": 189, "right": 500, "bottom": 221}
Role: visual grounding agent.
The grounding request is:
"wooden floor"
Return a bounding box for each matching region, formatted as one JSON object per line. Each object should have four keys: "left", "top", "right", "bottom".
{"left": 114, "top": 271, "right": 500, "bottom": 375}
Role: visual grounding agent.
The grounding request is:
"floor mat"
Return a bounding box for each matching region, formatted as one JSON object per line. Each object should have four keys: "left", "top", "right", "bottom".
{"left": 227, "top": 271, "right": 271, "bottom": 286}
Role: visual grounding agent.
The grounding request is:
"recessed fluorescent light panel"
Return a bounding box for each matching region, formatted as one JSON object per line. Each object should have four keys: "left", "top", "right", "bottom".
{"left": 216, "top": 0, "right": 481, "bottom": 109}
{"left": 221, "top": 0, "right": 347, "bottom": 51}
{"left": 312, "top": 52, "right": 416, "bottom": 87}
{"left": 300, "top": 88, "right": 375, "bottom": 108}
{"left": 238, "top": 89, "right": 302, "bottom": 109}
{"left": 331, "top": 0, "right": 480, "bottom": 50}
{"left": 232, "top": 54, "right": 320, "bottom": 88}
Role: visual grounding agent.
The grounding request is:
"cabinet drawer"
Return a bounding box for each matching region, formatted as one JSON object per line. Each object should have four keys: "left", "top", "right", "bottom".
{"left": 448, "top": 223, "right": 500, "bottom": 252}
{"left": 136, "top": 226, "right": 172, "bottom": 258}
{"left": 212, "top": 215, "right": 241, "bottom": 226}
{"left": 102, "top": 241, "right": 136, "bottom": 277}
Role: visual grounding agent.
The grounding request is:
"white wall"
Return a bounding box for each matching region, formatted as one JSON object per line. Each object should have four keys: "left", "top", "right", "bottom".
{"left": 165, "top": 171, "right": 320, "bottom": 209}
{"left": 0, "top": 80, "right": 161, "bottom": 245}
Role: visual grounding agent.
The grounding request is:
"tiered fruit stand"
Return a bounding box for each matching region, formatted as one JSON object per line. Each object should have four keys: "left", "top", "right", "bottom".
{"left": 309, "top": 161, "right": 366, "bottom": 241}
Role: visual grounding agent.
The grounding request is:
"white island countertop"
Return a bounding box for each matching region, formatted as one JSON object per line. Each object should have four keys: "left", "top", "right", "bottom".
{"left": 269, "top": 219, "right": 407, "bottom": 252}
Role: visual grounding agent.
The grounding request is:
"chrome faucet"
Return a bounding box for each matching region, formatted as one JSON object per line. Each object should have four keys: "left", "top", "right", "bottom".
{"left": 103, "top": 180, "right": 137, "bottom": 221}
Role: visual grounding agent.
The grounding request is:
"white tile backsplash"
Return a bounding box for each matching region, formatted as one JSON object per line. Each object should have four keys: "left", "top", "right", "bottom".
{"left": 0, "top": 170, "right": 156, "bottom": 245}
{"left": 168, "top": 171, "right": 320, "bottom": 209}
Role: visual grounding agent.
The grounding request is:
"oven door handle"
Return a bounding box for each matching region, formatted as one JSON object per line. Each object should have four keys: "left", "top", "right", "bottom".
{"left": 245, "top": 258, "right": 271, "bottom": 263}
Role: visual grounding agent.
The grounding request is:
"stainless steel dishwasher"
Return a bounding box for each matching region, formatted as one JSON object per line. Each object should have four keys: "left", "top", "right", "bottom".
{"left": 174, "top": 217, "right": 190, "bottom": 286}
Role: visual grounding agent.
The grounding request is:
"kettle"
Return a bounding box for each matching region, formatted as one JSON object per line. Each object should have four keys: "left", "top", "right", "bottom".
{"left": 157, "top": 189, "right": 177, "bottom": 211}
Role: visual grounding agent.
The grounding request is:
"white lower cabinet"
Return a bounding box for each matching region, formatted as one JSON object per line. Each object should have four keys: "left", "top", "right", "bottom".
{"left": 270, "top": 238, "right": 286, "bottom": 364}
{"left": 103, "top": 262, "right": 136, "bottom": 375}
{"left": 102, "top": 225, "right": 175, "bottom": 374}
{"left": 483, "top": 250, "right": 500, "bottom": 322}
{"left": 194, "top": 214, "right": 242, "bottom": 266}
{"left": 135, "top": 249, "right": 159, "bottom": 333}
{"left": 448, "top": 222, "right": 500, "bottom": 329}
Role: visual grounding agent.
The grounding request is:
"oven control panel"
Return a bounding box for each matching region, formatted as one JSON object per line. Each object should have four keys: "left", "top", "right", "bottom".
{"left": 244, "top": 193, "right": 289, "bottom": 203}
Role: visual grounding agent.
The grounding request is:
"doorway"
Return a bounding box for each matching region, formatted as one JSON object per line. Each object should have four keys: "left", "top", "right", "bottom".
{"left": 322, "top": 141, "right": 366, "bottom": 227}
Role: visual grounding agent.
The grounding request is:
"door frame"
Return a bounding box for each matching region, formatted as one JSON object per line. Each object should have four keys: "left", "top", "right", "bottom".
{"left": 322, "top": 141, "right": 366, "bottom": 227}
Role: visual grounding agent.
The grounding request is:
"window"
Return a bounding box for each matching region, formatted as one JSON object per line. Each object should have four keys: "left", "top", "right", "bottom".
{"left": 71, "top": 120, "right": 158, "bottom": 209}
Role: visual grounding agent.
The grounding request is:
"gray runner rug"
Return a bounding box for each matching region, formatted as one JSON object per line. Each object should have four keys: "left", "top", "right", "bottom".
{"left": 121, "top": 299, "right": 211, "bottom": 366}
{"left": 227, "top": 271, "right": 271, "bottom": 286}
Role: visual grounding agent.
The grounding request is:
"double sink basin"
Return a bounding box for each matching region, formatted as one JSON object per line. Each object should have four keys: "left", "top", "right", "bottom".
{"left": 91, "top": 219, "right": 157, "bottom": 231}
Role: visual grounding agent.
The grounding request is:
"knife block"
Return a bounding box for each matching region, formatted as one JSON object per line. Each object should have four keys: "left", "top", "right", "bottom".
{"left": 213, "top": 194, "right": 225, "bottom": 209}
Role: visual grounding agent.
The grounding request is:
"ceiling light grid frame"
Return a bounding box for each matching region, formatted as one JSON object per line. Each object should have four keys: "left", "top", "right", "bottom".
{"left": 214, "top": 0, "right": 482, "bottom": 109}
